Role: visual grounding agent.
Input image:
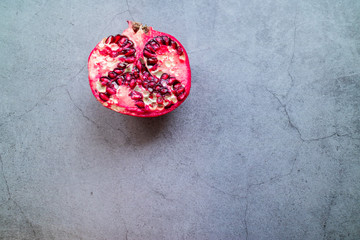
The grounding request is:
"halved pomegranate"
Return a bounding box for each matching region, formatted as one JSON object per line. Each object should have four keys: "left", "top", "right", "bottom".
{"left": 88, "top": 21, "right": 191, "bottom": 117}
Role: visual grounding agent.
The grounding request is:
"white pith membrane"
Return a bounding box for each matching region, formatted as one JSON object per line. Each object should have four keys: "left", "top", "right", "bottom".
{"left": 88, "top": 22, "right": 190, "bottom": 116}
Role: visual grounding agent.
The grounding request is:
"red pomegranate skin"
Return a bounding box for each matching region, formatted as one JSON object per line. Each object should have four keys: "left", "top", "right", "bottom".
{"left": 88, "top": 21, "right": 191, "bottom": 117}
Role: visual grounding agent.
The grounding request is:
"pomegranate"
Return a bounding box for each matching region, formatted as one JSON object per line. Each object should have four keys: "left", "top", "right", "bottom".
{"left": 88, "top": 21, "right": 191, "bottom": 117}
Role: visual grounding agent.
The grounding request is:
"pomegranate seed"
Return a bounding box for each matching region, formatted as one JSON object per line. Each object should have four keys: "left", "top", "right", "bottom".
{"left": 168, "top": 77, "right": 177, "bottom": 85}
{"left": 125, "top": 73, "right": 131, "bottom": 81}
{"left": 135, "top": 101, "right": 145, "bottom": 108}
{"left": 116, "top": 75, "right": 125, "bottom": 85}
{"left": 151, "top": 42, "right": 160, "bottom": 51}
{"left": 117, "top": 63, "right": 127, "bottom": 69}
{"left": 114, "top": 68, "right": 123, "bottom": 75}
{"left": 131, "top": 92, "right": 142, "bottom": 100}
{"left": 177, "top": 46, "right": 184, "bottom": 55}
{"left": 165, "top": 103, "right": 173, "bottom": 109}
{"left": 177, "top": 92, "right": 186, "bottom": 101}
{"left": 136, "top": 60, "right": 142, "bottom": 71}
{"left": 142, "top": 71, "right": 149, "bottom": 79}
{"left": 149, "top": 82, "right": 155, "bottom": 88}
{"left": 100, "top": 77, "right": 110, "bottom": 85}
{"left": 170, "top": 40, "right": 178, "bottom": 50}
{"left": 175, "top": 87, "right": 185, "bottom": 95}
{"left": 108, "top": 71, "right": 117, "bottom": 79}
{"left": 136, "top": 79, "right": 142, "bottom": 85}
{"left": 161, "top": 73, "right": 169, "bottom": 80}
{"left": 149, "top": 64, "right": 158, "bottom": 71}
{"left": 162, "top": 36, "right": 170, "bottom": 45}
{"left": 125, "top": 57, "right": 136, "bottom": 63}
{"left": 143, "top": 82, "right": 148, "bottom": 87}
{"left": 143, "top": 50, "right": 156, "bottom": 58}
{"left": 155, "top": 86, "right": 161, "bottom": 91}
{"left": 119, "top": 37, "right": 128, "bottom": 46}
{"left": 106, "top": 87, "right": 116, "bottom": 95}
{"left": 125, "top": 48, "right": 135, "bottom": 56}
{"left": 133, "top": 70, "right": 139, "bottom": 78}
{"left": 123, "top": 40, "right": 134, "bottom": 48}
{"left": 155, "top": 36, "right": 164, "bottom": 45}
{"left": 114, "top": 34, "right": 122, "bottom": 43}
{"left": 105, "top": 35, "right": 114, "bottom": 44}
{"left": 174, "top": 83, "right": 182, "bottom": 89}
{"left": 147, "top": 58, "right": 158, "bottom": 65}
{"left": 160, "top": 88, "right": 168, "bottom": 94}
{"left": 129, "top": 79, "right": 136, "bottom": 89}
{"left": 146, "top": 44, "right": 156, "bottom": 53}
{"left": 157, "top": 97, "right": 163, "bottom": 104}
{"left": 99, "top": 93, "right": 109, "bottom": 101}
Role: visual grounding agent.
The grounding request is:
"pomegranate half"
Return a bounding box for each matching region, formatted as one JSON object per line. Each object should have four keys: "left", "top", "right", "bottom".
{"left": 88, "top": 21, "right": 191, "bottom": 117}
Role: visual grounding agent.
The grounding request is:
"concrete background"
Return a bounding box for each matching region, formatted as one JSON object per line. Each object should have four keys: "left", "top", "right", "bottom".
{"left": 1, "top": 0, "right": 360, "bottom": 239}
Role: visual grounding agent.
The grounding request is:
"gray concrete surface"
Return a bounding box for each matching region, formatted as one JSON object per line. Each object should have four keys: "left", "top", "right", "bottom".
{"left": 1, "top": 0, "right": 360, "bottom": 239}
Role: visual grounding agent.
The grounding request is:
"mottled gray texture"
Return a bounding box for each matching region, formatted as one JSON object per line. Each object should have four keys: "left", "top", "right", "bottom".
{"left": 0, "top": 0, "right": 359, "bottom": 239}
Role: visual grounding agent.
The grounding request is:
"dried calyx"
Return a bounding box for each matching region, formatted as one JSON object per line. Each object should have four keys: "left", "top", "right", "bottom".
{"left": 88, "top": 21, "right": 191, "bottom": 117}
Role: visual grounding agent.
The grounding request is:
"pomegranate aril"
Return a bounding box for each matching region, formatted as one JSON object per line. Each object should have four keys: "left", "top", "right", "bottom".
{"left": 124, "top": 48, "right": 135, "bottom": 56}
{"left": 160, "top": 88, "right": 168, "bottom": 94}
{"left": 177, "top": 46, "right": 184, "bottom": 55}
{"left": 114, "top": 68, "right": 123, "bottom": 75}
{"left": 149, "top": 64, "right": 158, "bottom": 71}
{"left": 175, "top": 87, "right": 185, "bottom": 95}
{"left": 108, "top": 71, "right": 117, "bottom": 79}
{"left": 147, "top": 58, "right": 158, "bottom": 65}
{"left": 156, "top": 97, "right": 163, "bottom": 104}
{"left": 114, "top": 34, "right": 122, "bottom": 43}
{"left": 135, "top": 101, "right": 145, "bottom": 108}
{"left": 149, "top": 82, "right": 155, "bottom": 88}
{"left": 146, "top": 44, "right": 156, "bottom": 53}
{"left": 168, "top": 77, "right": 177, "bottom": 85}
{"left": 174, "top": 83, "right": 182, "bottom": 89}
{"left": 129, "top": 79, "right": 136, "bottom": 89}
{"left": 155, "top": 36, "right": 164, "bottom": 45}
{"left": 125, "top": 57, "right": 136, "bottom": 63}
{"left": 116, "top": 75, "right": 125, "bottom": 85}
{"left": 136, "top": 79, "right": 142, "bottom": 85}
{"left": 123, "top": 41, "right": 133, "bottom": 49}
{"left": 117, "top": 63, "right": 127, "bottom": 69}
{"left": 161, "top": 73, "right": 169, "bottom": 80}
{"left": 125, "top": 73, "right": 132, "bottom": 81}
{"left": 177, "top": 92, "right": 186, "bottom": 101}
{"left": 106, "top": 87, "right": 116, "bottom": 95}
{"left": 130, "top": 92, "right": 142, "bottom": 100}
{"left": 99, "top": 93, "right": 109, "bottom": 101}
{"left": 170, "top": 40, "right": 178, "bottom": 49}
{"left": 100, "top": 77, "right": 110, "bottom": 85}
{"left": 151, "top": 42, "right": 160, "bottom": 51}
{"left": 105, "top": 35, "right": 115, "bottom": 44}
{"left": 162, "top": 36, "right": 170, "bottom": 45}
{"left": 142, "top": 71, "right": 149, "bottom": 79}
{"left": 133, "top": 70, "right": 139, "bottom": 78}
{"left": 118, "top": 37, "right": 128, "bottom": 46}
{"left": 143, "top": 50, "right": 156, "bottom": 58}
{"left": 155, "top": 86, "right": 161, "bottom": 91}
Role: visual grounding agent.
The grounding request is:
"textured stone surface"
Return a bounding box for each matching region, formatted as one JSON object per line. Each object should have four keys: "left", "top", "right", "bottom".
{"left": 1, "top": 0, "right": 360, "bottom": 239}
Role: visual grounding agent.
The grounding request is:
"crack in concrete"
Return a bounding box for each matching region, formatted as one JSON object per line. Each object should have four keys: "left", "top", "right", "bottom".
{"left": 65, "top": 88, "right": 131, "bottom": 142}
{"left": 151, "top": 189, "right": 174, "bottom": 202}
{"left": 65, "top": 88, "right": 101, "bottom": 129}
{"left": 286, "top": 5, "right": 298, "bottom": 99}
{"left": 126, "top": 0, "right": 135, "bottom": 21}
{"left": 0, "top": 84, "right": 67, "bottom": 128}
{"left": 265, "top": 88, "right": 358, "bottom": 142}
{"left": 0, "top": 154, "right": 37, "bottom": 238}
{"left": 322, "top": 193, "right": 337, "bottom": 240}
